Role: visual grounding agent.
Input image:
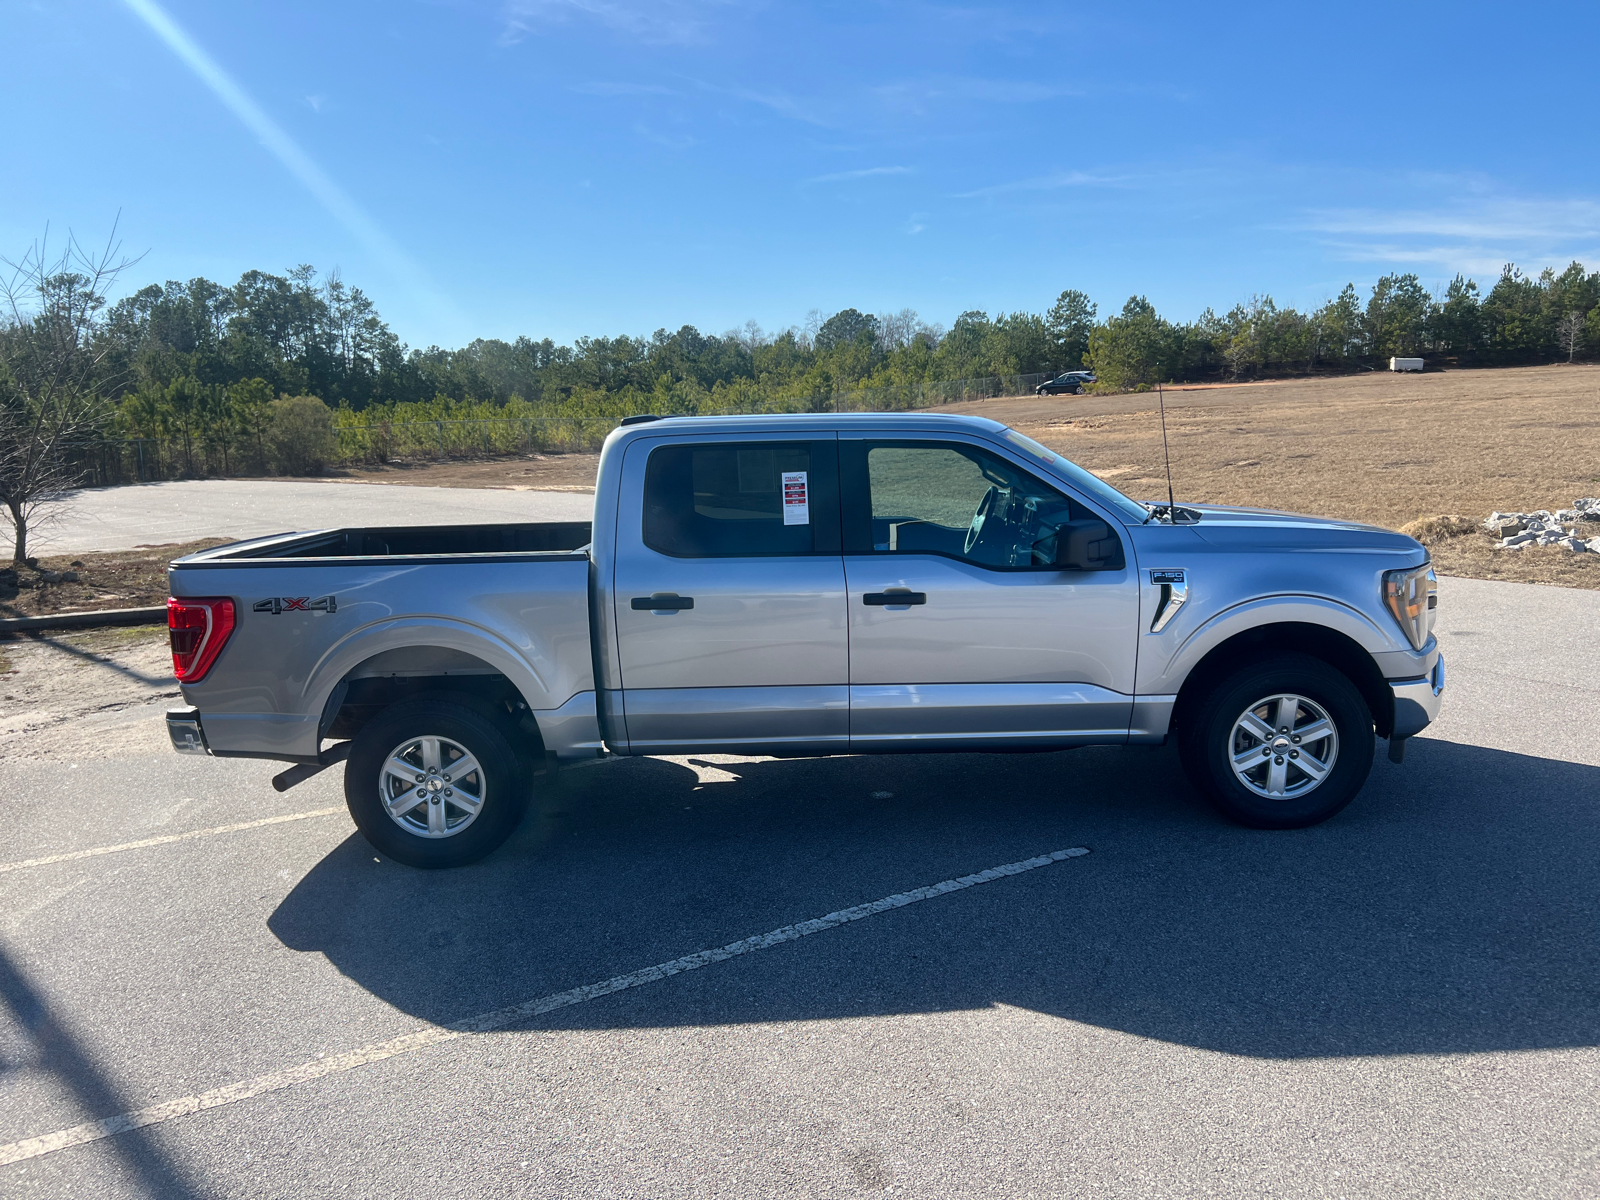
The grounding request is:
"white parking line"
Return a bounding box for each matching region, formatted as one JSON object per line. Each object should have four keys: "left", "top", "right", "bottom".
{"left": 0, "top": 846, "right": 1089, "bottom": 1165}
{"left": 0, "top": 808, "right": 346, "bottom": 875}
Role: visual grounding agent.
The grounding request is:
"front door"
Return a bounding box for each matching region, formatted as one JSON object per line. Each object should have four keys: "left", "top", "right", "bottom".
{"left": 841, "top": 435, "right": 1140, "bottom": 750}
{"left": 612, "top": 435, "right": 849, "bottom": 754}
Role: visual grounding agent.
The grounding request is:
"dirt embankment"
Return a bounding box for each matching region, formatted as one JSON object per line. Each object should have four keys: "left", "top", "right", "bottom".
{"left": 1, "top": 539, "right": 230, "bottom": 620}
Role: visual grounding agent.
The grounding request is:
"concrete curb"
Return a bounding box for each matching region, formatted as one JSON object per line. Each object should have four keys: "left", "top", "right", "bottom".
{"left": 0, "top": 606, "right": 167, "bottom": 637}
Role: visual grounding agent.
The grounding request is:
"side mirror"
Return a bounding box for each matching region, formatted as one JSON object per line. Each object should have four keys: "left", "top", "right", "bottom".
{"left": 1055, "top": 519, "right": 1120, "bottom": 570}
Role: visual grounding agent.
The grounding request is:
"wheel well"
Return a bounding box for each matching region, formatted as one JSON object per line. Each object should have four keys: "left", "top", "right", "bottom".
{"left": 319, "top": 648, "right": 546, "bottom": 756}
{"left": 1171, "top": 622, "right": 1393, "bottom": 738}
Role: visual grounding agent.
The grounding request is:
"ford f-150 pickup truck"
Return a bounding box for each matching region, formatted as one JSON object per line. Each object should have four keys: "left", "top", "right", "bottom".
{"left": 165, "top": 412, "right": 1443, "bottom": 867}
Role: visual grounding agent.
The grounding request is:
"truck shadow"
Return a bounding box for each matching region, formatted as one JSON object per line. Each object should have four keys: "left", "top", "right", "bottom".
{"left": 268, "top": 738, "right": 1600, "bottom": 1060}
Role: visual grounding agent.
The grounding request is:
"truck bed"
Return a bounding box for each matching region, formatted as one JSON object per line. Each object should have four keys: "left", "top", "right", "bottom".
{"left": 167, "top": 520, "right": 600, "bottom": 763}
{"left": 174, "top": 521, "right": 594, "bottom": 564}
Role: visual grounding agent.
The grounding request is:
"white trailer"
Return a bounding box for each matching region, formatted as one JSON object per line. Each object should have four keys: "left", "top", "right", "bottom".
{"left": 1390, "top": 357, "right": 1424, "bottom": 372}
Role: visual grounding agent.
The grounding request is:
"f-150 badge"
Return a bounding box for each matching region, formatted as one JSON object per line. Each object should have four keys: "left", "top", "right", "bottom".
{"left": 253, "top": 595, "right": 337, "bottom": 615}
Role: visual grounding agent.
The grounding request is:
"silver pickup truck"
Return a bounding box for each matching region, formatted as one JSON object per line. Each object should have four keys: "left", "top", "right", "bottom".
{"left": 166, "top": 412, "right": 1443, "bottom": 867}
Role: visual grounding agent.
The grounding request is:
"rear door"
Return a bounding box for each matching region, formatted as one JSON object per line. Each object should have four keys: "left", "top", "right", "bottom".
{"left": 611, "top": 434, "right": 849, "bottom": 754}
{"left": 841, "top": 434, "right": 1140, "bottom": 750}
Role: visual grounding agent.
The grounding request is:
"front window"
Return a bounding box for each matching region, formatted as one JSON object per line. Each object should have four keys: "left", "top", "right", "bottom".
{"left": 861, "top": 441, "right": 1115, "bottom": 569}
{"left": 1000, "top": 429, "right": 1149, "bottom": 523}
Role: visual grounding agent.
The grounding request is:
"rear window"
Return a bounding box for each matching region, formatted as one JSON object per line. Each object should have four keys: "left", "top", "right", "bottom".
{"left": 643, "top": 442, "right": 833, "bottom": 558}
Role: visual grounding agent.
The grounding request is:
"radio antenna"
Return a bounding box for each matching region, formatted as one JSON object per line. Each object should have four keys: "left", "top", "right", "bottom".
{"left": 1157, "top": 379, "right": 1176, "bottom": 514}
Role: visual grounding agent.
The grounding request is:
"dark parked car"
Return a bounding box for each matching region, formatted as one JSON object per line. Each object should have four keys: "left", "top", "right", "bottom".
{"left": 1037, "top": 371, "right": 1096, "bottom": 395}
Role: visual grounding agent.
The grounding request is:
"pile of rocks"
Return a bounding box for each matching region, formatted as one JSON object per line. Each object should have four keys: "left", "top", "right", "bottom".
{"left": 1486, "top": 499, "right": 1600, "bottom": 552}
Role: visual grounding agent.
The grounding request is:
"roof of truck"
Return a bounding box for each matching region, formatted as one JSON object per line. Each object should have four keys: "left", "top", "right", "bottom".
{"left": 606, "top": 410, "right": 1011, "bottom": 441}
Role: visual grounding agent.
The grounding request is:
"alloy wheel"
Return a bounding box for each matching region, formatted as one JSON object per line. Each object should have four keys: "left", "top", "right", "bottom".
{"left": 379, "top": 734, "right": 487, "bottom": 838}
{"left": 1227, "top": 693, "right": 1339, "bottom": 800}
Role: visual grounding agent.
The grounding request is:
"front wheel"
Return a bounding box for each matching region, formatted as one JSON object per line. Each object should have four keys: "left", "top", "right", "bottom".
{"left": 1179, "top": 654, "right": 1374, "bottom": 829}
{"left": 344, "top": 696, "right": 530, "bottom": 867}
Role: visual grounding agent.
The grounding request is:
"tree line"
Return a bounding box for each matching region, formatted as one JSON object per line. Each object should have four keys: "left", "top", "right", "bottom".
{"left": 1088, "top": 266, "right": 1598, "bottom": 390}
{"left": 4, "top": 221, "right": 1600, "bottom": 562}
{"left": 100, "top": 257, "right": 1600, "bottom": 417}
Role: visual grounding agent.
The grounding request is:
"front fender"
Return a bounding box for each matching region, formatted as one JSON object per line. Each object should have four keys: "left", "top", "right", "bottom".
{"left": 1138, "top": 594, "right": 1398, "bottom": 696}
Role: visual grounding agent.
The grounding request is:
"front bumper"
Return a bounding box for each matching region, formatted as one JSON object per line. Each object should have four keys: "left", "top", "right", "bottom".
{"left": 1389, "top": 654, "right": 1445, "bottom": 740}
{"left": 166, "top": 705, "right": 211, "bottom": 755}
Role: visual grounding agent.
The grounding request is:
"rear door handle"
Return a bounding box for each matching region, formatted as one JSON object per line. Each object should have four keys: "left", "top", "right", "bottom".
{"left": 863, "top": 591, "right": 926, "bottom": 606}
{"left": 631, "top": 593, "right": 694, "bottom": 611}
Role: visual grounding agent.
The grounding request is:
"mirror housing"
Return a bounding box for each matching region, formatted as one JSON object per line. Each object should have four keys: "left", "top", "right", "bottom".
{"left": 1055, "top": 519, "right": 1121, "bottom": 570}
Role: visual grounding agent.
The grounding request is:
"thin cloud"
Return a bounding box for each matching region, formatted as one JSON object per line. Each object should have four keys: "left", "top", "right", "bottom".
{"left": 1298, "top": 195, "right": 1600, "bottom": 277}
{"left": 941, "top": 78, "right": 1077, "bottom": 103}
{"left": 120, "top": 0, "right": 441, "bottom": 308}
{"left": 1301, "top": 199, "right": 1600, "bottom": 242}
{"left": 1318, "top": 242, "right": 1518, "bottom": 275}
{"left": 574, "top": 81, "right": 676, "bottom": 96}
{"left": 918, "top": 4, "right": 1080, "bottom": 40}
{"left": 699, "top": 82, "right": 833, "bottom": 127}
{"left": 634, "top": 124, "right": 697, "bottom": 150}
{"left": 805, "top": 166, "right": 913, "bottom": 185}
{"left": 502, "top": 0, "right": 728, "bottom": 46}
{"left": 1320, "top": 240, "right": 1600, "bottom": 280}
{"left": 875, "top": 76, "right": 1079, "bottom": 115}
{"left": 954, "top": 170, "right": 1132, "bottom": 200}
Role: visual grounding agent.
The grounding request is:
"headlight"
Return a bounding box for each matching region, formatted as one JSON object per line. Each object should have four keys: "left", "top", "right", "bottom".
{"left": 1382, "top": 564, "right": 1437, "bottom": 651}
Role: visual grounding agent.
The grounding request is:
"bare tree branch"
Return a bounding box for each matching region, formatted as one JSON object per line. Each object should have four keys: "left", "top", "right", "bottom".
{"left": 0, "top": 222, "right": 144, "bottom": 564}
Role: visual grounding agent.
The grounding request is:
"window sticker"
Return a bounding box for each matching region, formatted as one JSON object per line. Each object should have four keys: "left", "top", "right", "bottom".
{"left": 782, "top": 470, "right": 810, "bottom": 525}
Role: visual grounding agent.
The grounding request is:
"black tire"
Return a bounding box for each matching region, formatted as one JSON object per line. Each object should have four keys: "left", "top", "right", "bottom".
{"left": 1178, "top": 653, "right": 1374, "bottom": 829}
{"left": 344, "top": 695, "right": 531, "bottom": 868}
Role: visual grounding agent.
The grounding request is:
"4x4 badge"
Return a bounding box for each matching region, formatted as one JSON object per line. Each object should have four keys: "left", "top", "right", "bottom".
{"left": 253, "top": 596, "right": 337, "bottom": 615}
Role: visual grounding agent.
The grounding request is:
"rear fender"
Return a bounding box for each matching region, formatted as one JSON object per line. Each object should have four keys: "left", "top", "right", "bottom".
{"left": 304, "top": 617, "right": 600, "bottom": 759}
{"left": 306, "top": 616, "right": 557, "bottom": 707}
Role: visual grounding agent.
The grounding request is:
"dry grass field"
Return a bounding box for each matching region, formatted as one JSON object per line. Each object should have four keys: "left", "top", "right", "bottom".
{"left": 945, "top": 363, "right": 1600, "bottom": 588}
{"left": 335, "top": 452, "right": 601, "bottom": 491}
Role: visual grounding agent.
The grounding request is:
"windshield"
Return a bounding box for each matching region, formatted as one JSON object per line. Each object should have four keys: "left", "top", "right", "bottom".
{"left": 1000, "top": 429, "right": 1151, "bottom": 524}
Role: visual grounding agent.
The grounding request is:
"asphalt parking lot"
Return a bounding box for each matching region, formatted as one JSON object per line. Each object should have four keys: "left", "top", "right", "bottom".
{"left": 2, "top": 575, "right": 1597, "bottom": 1198}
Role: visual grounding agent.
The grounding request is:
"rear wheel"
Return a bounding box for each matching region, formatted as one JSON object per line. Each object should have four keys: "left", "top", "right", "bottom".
{"left": 1179, "top": 654, "right": 1373, "bottom": 829}
{"left": 344, "top": 696, "right": 530, "bottom": 868}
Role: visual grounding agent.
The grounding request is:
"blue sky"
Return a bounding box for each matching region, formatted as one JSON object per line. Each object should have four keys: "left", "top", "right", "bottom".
{"left": 4, "top": 0, "right": 1596, "bottom": 348}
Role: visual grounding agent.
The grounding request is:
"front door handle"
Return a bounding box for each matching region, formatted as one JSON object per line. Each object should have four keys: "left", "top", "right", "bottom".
{"left": 863, "top": 591, "right": 927, "bottom": 606}
{"left": 631, "top": 593, "right": 694, "bottom": 611}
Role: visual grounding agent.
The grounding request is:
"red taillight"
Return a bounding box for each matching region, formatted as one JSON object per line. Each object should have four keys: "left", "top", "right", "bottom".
{"left": 167, "top": 597, "right": 236, "bottom": 683}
